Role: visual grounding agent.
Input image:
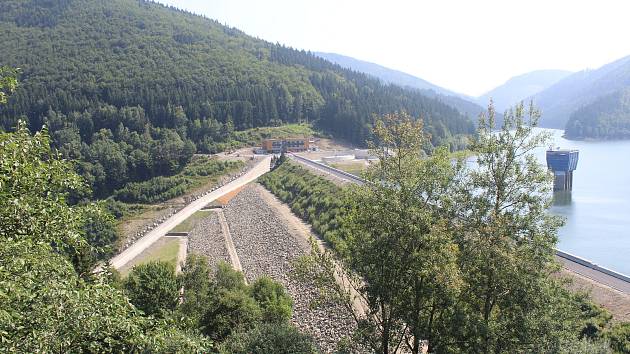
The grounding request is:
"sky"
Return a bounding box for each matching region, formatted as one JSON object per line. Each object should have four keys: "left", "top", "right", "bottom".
{"left": 158, "top": 0, "right": 630, "bottom": 97}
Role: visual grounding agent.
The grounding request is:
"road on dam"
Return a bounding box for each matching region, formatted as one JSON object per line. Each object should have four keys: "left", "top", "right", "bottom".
{"left": 290, "top": 154, "right": 630, "bottom": 295}
{"left": 110, "top": 156, "right": 271, "bottom": 270}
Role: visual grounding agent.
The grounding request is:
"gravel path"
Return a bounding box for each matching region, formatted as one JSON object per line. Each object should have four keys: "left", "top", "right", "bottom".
{"left": 187, "top": 212, "right": 231, "bottom": 270}
{"left": 224, "top": 184, "right": 356, "bottom": 352}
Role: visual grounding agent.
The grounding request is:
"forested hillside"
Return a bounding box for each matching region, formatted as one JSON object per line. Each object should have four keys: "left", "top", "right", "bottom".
{"left": 565, "top": 88, "right": 630, "bottom": 139}
{"left": 532, "top": 55, "right": 630, "bottom": 128}
{"left": 0, "top": 0, "right": 474, "bottom": 196}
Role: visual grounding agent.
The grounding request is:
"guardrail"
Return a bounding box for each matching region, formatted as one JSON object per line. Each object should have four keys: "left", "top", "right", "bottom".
{"left": 291, "top": 153, "right": 630, "bottom": 286}
{"left": 290, "top": 154, "right": 366, "bottom": 185}
{"left": 556, "top": 249, "right": 630, "bottom": 283}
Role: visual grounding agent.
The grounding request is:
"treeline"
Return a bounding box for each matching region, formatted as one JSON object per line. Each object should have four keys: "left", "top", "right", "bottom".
{"left": 565, "top": 88, "right": 630, "bottom": 140}
{"left": 0, "top": 0, "right": 474, "bottom": 197}
{"left": 113, "top": 158, "right": 243, "bottom": 204}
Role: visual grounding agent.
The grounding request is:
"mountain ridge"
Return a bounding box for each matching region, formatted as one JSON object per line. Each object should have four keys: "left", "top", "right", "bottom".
{"left": 478, "top": 70, "right": 572, "bottom": 113}
{"left": 532, "top": 55, "right": 630, "bottom": 128}
{"left": 315, "top": 51, "right": 487, "bottom": 119}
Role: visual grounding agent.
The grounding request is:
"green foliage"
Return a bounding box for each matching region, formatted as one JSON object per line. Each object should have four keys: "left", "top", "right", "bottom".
{"left": 113, "top": 157, "right": 244, "bottom": 204}
{"left": 178, "top": 254, "right": 214, "bottom": 326}
{"left": 0, "top": 122, "right": 209, "bottom": 352}
{"left": 124, "top": 261, "right": 180, "bottom": 317}
{"left": 344, "top": 112, "right": 464, "bottom": 353}
{"left": 202, "top": 287, "right": 262, "bottom": 342}
{"left": 605, "top": 322, "right": 630, "bottom": 353}
{"left": 259, "top": 161, "right": 349, "bottom": 253}
{"left": 274, "top": 108, "right": 630, "bottom": 353}
{"left": 250, "top": 276, "right": 294, "bottom": 324}
{"left": 114, "top": 175, "right": 195, "bottom": 203}
{"left": 558, "top": 338, "right": 612, "bottom": 354}
{"left": 0, "top": 66, "right": 18, "bottom": 105}
{"left": 219, "top": 323, "right": 319, "bottom": 354}
{"left": 453, "top": 103, "right": 580, "bottom": 352}
{"left": 0, "top": 0, "right": 474, "bottom": 197}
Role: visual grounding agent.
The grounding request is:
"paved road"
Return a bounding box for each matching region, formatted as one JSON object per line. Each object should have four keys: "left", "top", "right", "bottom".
{"left": 289, "top": 154, "right": 365, "bottom": 185}
{"left": 290, "top": 154, "right": 630, "bottom": 295}
{"left": 557, "top": 256, "right": 630, "bottom": 294}
{"left": 110, "top": 156, "right": 271, "bottom": 270}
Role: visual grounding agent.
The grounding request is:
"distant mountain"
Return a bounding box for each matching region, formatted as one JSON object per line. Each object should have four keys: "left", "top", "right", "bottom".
{"left": 478, "top": 70, "right": 572, "bottom": 113}
{"left": 532, "top": 55, "right": 630, "bottom": 128}
{"left": 564, "top": 88, "right": 630, "bottom": 140}
{"left": 315, "top": 52, "right": 487, "bottom": 119}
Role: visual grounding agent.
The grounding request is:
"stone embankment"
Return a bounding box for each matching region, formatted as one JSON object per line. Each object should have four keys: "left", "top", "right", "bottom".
{"left": 186, "top": 211, "right": 231, "bottom": 271}
{"left": 120, "top": 163, "right": 253, "bottom": 252}
{"left": 223, "top": 184, "right": 356, "bottom": 352}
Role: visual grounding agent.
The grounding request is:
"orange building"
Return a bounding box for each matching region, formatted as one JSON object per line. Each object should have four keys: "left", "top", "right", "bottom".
{"left": 261, "top": 138, "right": 310, "bottom": 153}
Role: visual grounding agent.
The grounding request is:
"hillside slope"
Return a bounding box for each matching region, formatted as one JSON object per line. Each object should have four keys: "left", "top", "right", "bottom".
{"left": 316, "top": 52, "right": 487, "bottom": 119}
{"left": 0, "top": 0, "right": 474, "bottom": 195}
{"left": 564, "top": 88, "right": 630, "bottom": 139}
{"left": 532, "top": 55, "right": 630, "bottom": 128}
{"left": 478, "top": 70, "right": 572, "bottom": 113}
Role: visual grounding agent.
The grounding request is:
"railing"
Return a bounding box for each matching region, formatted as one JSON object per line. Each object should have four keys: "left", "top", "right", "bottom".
{"left": 290, "top": 153, "right": 366, "bottom": 185}
{"left": 291, "top": 153, "right": 630, "bottom": 286}
{"left": 555, "top": 249, "right": 630, "bottom": 283}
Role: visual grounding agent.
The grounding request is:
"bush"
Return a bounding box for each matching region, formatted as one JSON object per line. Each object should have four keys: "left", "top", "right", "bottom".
{"left": 250, "top": 276, "right": 293, "bottom": 324}
{"left": 219, "top": 323, "right": 318, "bottom": 354}
{"left": 124, "top": 261, "right": 180, "bottom": 317}
{"left": 113, "top": 175, "right": 195, "bottom": 204}
{"left": 201, "top": 288, "right": 262, "bottom": 341}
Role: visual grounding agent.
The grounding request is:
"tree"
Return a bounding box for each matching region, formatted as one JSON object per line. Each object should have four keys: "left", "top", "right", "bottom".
{"left": 454, "top": 102, "right": 581, "bottom": 352}
{"left": 178, "top": 254, "right": 214, "bottom": 326}
{"left": 220, "top": 323, "right": 318, "bottom": 354}
{"left": 295, "top": 112, "right": 464, "bottom": 354}
{"left": 0, "top": 66, "right": 18, "bottom": 105}
{"left": 124, "top": 261, "right": 180, "bottom": 317}
{"left": 250, "top": 276, "right": 293, "bottom": 324}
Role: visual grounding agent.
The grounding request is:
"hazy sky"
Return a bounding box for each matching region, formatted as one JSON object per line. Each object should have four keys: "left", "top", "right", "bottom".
{"left": 158, "top": 0, "right": 630, "bottom": 97}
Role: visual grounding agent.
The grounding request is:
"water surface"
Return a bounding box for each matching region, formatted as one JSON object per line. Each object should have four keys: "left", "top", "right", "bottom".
{"left": 538, "top": 129, "right": 630, "bottom": 275}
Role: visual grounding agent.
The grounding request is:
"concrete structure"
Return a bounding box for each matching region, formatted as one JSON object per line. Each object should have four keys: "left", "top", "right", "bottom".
{"left": 261, "top": 138, "right": 310, "bottom": 153}
{"left": 546, "top": 149, "right": 579, "bottom": 191}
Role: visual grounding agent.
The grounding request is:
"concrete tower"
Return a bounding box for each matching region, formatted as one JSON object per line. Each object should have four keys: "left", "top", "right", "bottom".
{"left": 546, "top": 149, "right": 579, "bottom": 191}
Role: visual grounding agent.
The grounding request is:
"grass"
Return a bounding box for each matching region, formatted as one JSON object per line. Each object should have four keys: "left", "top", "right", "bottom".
{"left": 329, "top": 161, "right": 368, "bottom": 176}
{"left": 119, "top": 237, "right": 181, "bottom": 277}
{"left": 169, "top": 210, "right": 213, "bottom": 233}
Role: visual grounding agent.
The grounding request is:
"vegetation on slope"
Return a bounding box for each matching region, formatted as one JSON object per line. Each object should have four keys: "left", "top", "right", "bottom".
{"left": 0, "top": 72, "right": 315, "bottom": 353}
{"left": 259, "top": 161, "right": 349, "bottom": 253}
{"left": 113, "top": 156, "right": 244, "bottom": 204}
{"left": 0, "top": 0, "right": 474, "bottom": 197}
{"left": 565, "top": 88, "right": 630, "bottom": 140}
{"left": 263, "top": 109, "right": 630, "bottom": 353}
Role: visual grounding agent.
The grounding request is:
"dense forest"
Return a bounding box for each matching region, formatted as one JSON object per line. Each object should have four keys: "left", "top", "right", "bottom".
{"left": 565, "top": 88, "right": 630, "bottom": 139}
{"left": 0, "top": 0, "right": 474, "bottom": 196}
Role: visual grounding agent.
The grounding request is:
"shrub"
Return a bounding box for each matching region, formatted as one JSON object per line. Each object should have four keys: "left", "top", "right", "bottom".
{"left": 124, "top": 261, "right": 180, "bottom": 317}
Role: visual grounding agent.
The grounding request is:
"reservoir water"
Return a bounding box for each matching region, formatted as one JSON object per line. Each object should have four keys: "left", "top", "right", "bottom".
{"left": 538, "top": 128, "right": 630, "bottom": 275}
